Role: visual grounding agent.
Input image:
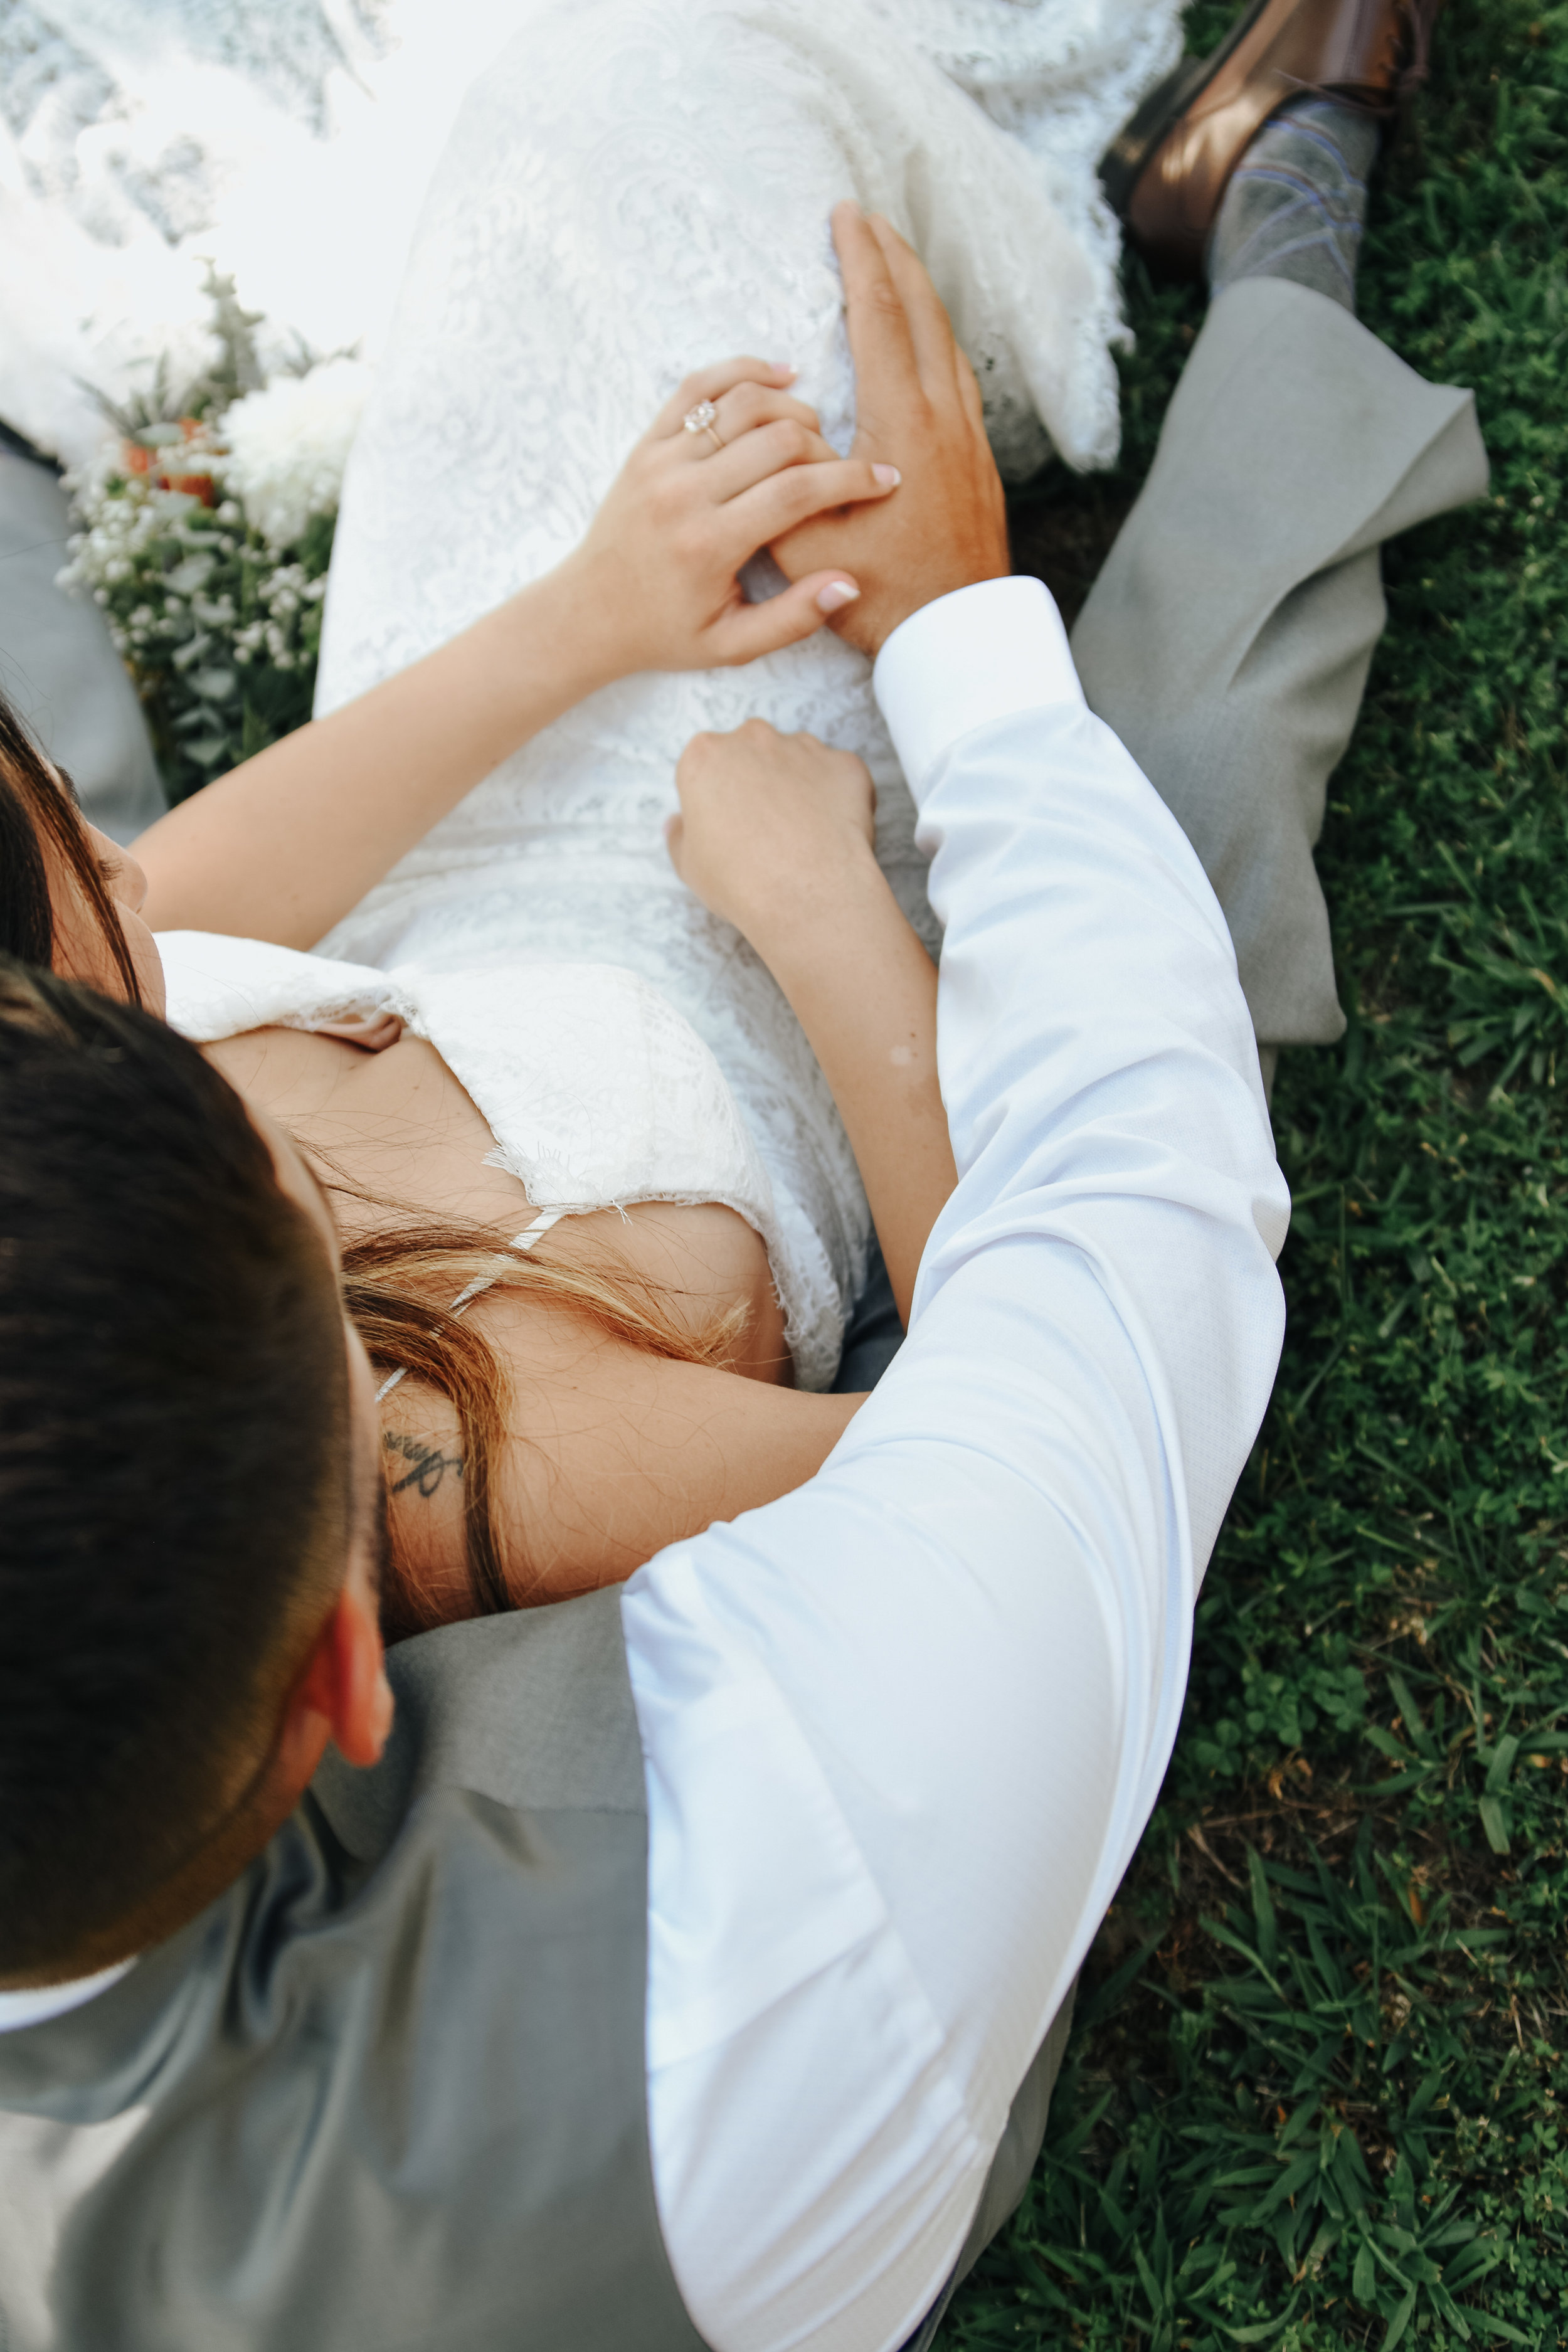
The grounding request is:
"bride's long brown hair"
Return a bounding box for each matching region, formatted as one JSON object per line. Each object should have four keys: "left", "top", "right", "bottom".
{"left": 0, "top": 698, "right": 146, "bottom": 1004}
{"left": 339, "top": 1219, "right": 741, "bottom": 1639}
{"left": 0, "top": 699, "right": 738, "bottom": 1640}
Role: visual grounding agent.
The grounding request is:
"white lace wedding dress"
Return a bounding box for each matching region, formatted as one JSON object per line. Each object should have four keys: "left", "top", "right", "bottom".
{"left": 2, "top": 0, "right": 1177, "bottom": 465}
{"left": 310, "top": 0, "right": 1178, "bottom": 1387}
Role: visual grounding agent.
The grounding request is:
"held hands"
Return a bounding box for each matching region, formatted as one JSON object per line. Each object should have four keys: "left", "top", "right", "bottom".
{"left": 561, "top": 208, "right": 1007, "bottom": 681}
{"left": 665, "top": 719, "right": 877, "bottom": 953}
{"left": 770, "top": 206, "right": 1010, "bottom": 658}
{"left": 561, "top": 360, "right": 900, "bottom": 674}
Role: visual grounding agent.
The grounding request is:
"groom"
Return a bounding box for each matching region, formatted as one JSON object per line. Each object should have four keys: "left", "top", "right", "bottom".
{"left": 0, "top": 7, "right": 1483, "bottom": 2350}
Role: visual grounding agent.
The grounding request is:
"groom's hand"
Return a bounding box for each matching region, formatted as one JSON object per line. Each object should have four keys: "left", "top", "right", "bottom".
{"left": 769, "top": 204, "right": 1010, "bottom": 657}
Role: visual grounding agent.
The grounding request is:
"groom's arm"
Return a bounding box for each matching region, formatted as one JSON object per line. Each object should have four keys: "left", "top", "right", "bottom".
{"left": 623, "top": 578, "right": 1290, "bottom": 2352}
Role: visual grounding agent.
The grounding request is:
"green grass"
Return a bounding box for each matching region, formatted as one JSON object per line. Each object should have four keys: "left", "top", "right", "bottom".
{"left": 955, "top": 5, "right": 1568, "bottom": 2347}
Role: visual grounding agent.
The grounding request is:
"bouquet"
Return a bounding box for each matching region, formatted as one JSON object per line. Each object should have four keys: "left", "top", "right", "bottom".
{"left": 58, "top": 273, "right": 371, "bottom": 805}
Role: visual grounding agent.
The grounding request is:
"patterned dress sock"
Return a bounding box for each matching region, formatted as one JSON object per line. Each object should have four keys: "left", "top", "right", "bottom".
{"left": 1205, "top": 94, "right": 1380, "bottom": 314}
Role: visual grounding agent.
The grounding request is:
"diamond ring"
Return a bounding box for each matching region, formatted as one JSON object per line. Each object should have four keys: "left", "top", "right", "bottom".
{"left": 682, "top": 399, "right": 724, "bottom": 452}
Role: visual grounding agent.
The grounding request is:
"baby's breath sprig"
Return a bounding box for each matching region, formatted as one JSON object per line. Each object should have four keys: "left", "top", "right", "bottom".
{"left": 57, "top": 273, "right": 367, "bottom": 806}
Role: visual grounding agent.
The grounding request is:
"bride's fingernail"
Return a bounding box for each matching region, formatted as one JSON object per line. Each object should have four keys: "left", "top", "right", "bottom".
{"left": 817, "top": 581, "right": 860, "bottom": 613}
{"left": 773, "top": 360, "right": 798, "bottom": 379}
{"left": 872, "top": 464, "right": 901, "bottom": 487}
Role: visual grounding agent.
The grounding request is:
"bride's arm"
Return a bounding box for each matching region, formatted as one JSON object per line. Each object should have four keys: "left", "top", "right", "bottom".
{"left": 667, "top": 724, "right": 954, "bottom": 1326}
{"left": 133, "top": 361, "right": 900, "bottom": 948}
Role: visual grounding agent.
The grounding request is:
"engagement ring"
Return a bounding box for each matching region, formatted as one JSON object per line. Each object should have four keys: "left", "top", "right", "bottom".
{"left": 682, "top": 400, "right": 724, "bottom": 451}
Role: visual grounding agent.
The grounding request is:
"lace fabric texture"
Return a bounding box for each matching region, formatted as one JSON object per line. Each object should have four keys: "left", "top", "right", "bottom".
{"left": 157, "top": 924, "right": 792, "bottom": 1318}
{"left": 0, "top": 0, "right": 1178, "bottom": 466}
{"left": 312, "top": 0, "right": 1181, "bottom": 1385}
{"left": 865, "top": 0, "right": 1185, "bottom": 312}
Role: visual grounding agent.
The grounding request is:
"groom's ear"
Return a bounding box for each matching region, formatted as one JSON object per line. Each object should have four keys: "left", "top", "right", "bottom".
{"left": 283, "top": 1560, "right": 393, "bottom": 1774}
{"left": 273, "top": 1318, "right": 394, "bottom": 1783}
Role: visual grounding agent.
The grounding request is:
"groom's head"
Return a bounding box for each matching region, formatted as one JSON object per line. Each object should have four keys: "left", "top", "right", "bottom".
{"left": 0, "top": 959, "right": 389, "bottom": 1988}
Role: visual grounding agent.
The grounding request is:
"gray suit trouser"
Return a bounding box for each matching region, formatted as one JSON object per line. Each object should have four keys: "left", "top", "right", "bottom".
{"left": 0, "top": 446, "right": 166, "bottom": 844}
{"left": 1073, "top": 275, "right": 1489, "bottom": 1076}
{"left": 897, "top": 278, "right": 1488, "bottom": 2348}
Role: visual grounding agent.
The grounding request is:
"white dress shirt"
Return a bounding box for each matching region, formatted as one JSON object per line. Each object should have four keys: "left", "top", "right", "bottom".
{"left": 625, "top": 575, "right": 1290, "bottom": 2351}
{"left": 0, "top": 576, "right": 1288, "bottom": 2352}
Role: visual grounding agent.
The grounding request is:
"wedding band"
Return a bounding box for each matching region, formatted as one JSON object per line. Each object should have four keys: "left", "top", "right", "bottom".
{"left": 683, "top": 399, "right": 724, "bottom": 452}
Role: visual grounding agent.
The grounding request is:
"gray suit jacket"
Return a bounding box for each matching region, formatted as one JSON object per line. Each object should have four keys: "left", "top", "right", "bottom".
{"left": 0, "top": 1581, "right": 1070, "bottom": 2348}
{"left": 0, "top": 1592, "right": 709, "bottom": 2351}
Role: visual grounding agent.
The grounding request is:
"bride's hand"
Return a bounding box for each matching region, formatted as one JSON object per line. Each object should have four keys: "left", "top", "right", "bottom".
{"left": 665, "top": 718, "right": 876, "bottom": 945}
{"left": 561, "top": 360, "right": 901, "bottom": 672}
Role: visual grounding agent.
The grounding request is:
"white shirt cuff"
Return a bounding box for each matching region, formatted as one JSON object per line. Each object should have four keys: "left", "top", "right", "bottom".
{"left": 872, "top": 576, "right": 1084, "bottom": 800}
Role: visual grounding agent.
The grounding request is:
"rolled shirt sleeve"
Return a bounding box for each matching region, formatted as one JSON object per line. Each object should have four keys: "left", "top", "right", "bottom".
{"left": 625, "top": 578, "right": 1290, "bottom": 2352}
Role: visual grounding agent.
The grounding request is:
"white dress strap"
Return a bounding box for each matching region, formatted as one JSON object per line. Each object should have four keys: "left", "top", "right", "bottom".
{"left": 373, "top": 1209, "right": 569, "bottom": 1405}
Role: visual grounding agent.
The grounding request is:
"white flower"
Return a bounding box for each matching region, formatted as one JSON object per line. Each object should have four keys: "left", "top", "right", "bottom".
{"left": 166, "top": 553, "right": 214, "bottom": 596}
{"left": 217, "top": 358, "right": 372, "bottom": 550}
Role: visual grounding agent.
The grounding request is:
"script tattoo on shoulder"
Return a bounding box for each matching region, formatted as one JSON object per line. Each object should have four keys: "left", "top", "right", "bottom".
{"left": 383, "top": 1429, "right": 464, "bottom": 1500}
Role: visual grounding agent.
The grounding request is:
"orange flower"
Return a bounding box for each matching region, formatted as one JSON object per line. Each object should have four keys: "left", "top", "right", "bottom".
{"left": 121, "top": 421, "right": 220, "bottom": 506}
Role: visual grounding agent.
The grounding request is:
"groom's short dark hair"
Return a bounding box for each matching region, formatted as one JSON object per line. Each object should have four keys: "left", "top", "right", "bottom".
{"left": 0, "top": 960, "right": 349, "bottom": 1979}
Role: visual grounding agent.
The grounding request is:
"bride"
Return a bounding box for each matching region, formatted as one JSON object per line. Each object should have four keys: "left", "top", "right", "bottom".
{"left": 15, "top": 204, "right": 1010, "bottom": 1639}
{"left": 8, "top": 0, "right": 1085, "bottom": 1634}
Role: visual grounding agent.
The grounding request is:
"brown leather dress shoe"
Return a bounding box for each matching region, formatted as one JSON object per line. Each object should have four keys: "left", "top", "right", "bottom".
{"left": 1101, "top": 0, "right": 1440, "bottom": 280}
